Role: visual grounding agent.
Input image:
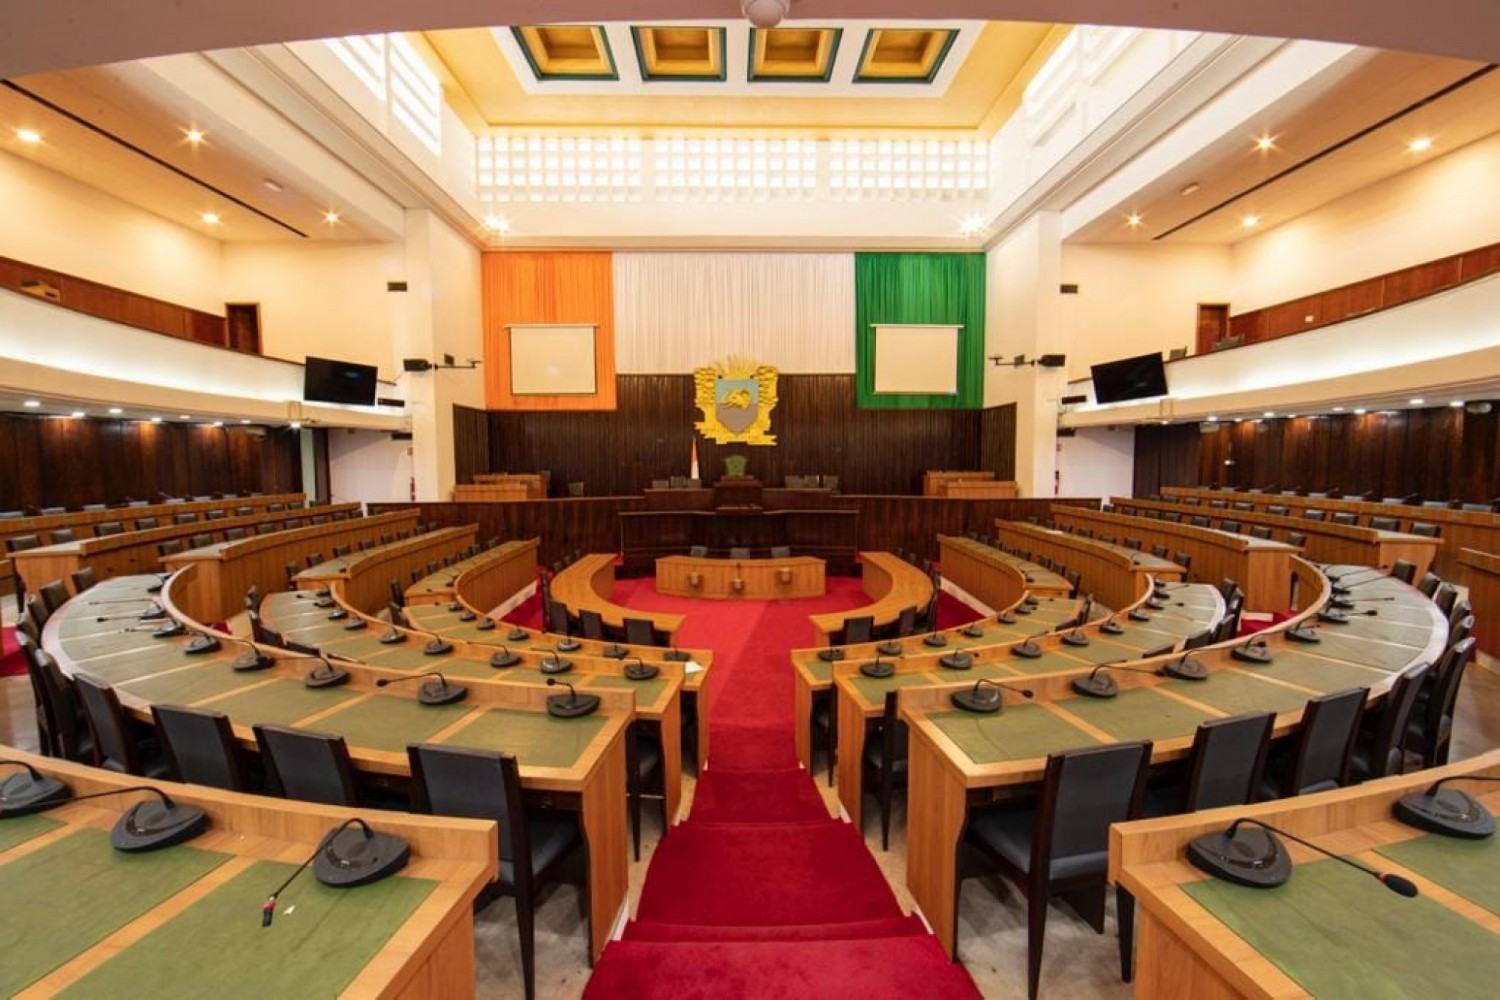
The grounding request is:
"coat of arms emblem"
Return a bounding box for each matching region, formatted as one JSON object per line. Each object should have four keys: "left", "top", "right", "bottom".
{"left": 693, "top": 356, "right": 778, "bottom": 445}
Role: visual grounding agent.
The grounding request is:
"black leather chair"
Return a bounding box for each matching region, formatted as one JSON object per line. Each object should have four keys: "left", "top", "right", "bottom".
{"left": 770, "top": 545, "right": 792, "bottom": 558}
{"left": 73, "top": 673, "right": 168, "bottom": 777}
{"left": 1248, "top": 525, "right": 1272, "bottom": 540}
{"left": 729, "top": 546, "right": 752, "bottom": 560}
{"left": 1351, "top": 663, "right": 1429, "bottom": 781}
{"left": 1416, "top": 571, "right": 1443, "bottom": 598}
{"left": 14, "top": 633, "right": 57, "bottom": 757}
{"left": 1409, "top": 522, "right": 1440, "bottom": 538}
{"left": 1260, "top": 688, "right": 1367, "bottom": 799}
{"left": 547, "top": 599, "right": 571, "bottom": 636}
{"left": 841, "top": 615, "right": 874, "bottom": 645}
{"left": 153, "top": 704, "right": 253, "bottom": 791}
{"left": 48, "top": 527, "right": 76, "bottom": 544}
{"left": 254, "top": 724, "right": 360, "bottom": 806}
{"left": 628, "top": 729, "right": 666, "bottom": 861}
{"left": 1431, "top": 582, "right": 1460, "bottom": 616}
{"left": 958, "top": 741, "right": 1152, "bottom": 998}
{"left": 623, "top": 617, "right": 657, "bottom": 646}
{"left": 7, "top": 533, "right": 41, "bottom": 613}
{"left": 39, "top": 579, "right": 71, "bottom": 615}
{"left": 1145, "top": 712, "right": 1274, "bottom": 816}
{"left": 35, "top": 652, "right": 94, "bottom": 763}
{"left": 1369, "top": 515, "right": 1399, "bottom": 531}
{"left": 862, "top": 690, "right": 908, "bottom": 850}
{"left": 94, "top": 521, "right": 124, "bottom": 536}
{"left": 407, "top": 744, "right": 589, "bottom": 1000}
{"left": 1389, "top": 559, "right": 1417, "bottom": 584}
{"left": 69, "top": 566, "right": 97, "bottom": 593}
{"left": 689, "top": 545, "right": 708, "bottom": 558}
{"left": 580, "top": 608, "right": 606, "bottom": 641}
{"left": 1405, "top": 637, "right": 1476, "bottom": 767}
{"left": 1330, "top": 512, "right": 1358, "bottom": 525}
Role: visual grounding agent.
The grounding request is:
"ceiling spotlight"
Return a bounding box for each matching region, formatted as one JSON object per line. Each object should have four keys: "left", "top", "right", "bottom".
{"left": 1254, "top": 135, "right": 1275, "bottom": 151}
{"left": 1262, "top": 410, "right": 1275, "bottom": 418}
{"left": 1407, "top": 137, "right": 1433, "bottom": 153}
{"left": 1179, "top": 182, "right": 1201, "bottom": 196}
{"left": 185, "top": 128, "right": 205, "bottom": 144}
{"left": 69, "top": 410, "right": 85, "bottom": 418}
{"left": 1353, "top": 407, "right": 1367, "bottom": 415}
{"left": 107, "top": 407, "right": 123, "bottom": 415}
{"left": 289, "top": 421, "right": 303, "bottom": 431}
{"left": 1450, "top": 400, "right": 1465, "bottom": 408}
{"left": 240, "top": 419, "right": 251, "bottom": 424}
{"left": 1206, "top": 415, "right": 1218, "bottom": 422}
{"left": 179, "top": 414, "right": 191, "bottom": 420}
{"left": 15, "top": 128, "right": 41, "bottom": 144}
{"left": 323, "top": 210, "right": 341, "bottom": 224}
{"left": 741, "top": 0, "right": 790, "bottom": 29}
{"left": 22, "top": 399, "right": 40, "bottom": 408}
{"left": 200, "top": 212, "right": 221, "bottom": 225}
{"left": 1409, "top": 398, "right": 1425, "bottom": 406}
{"left": 150, "top": 416, "right": 163, "bottom": 423}
{"left": 1126, "top": 213, "right": 1143, "bottom": 228}
{"left": 211, "top": 420, "right": 224, "bottom": 427}
{"left": 960, "top": 214, "right": 986, "bottom": 235}
{"left": 482, "top": 214, "right": 511, "bottom": 234}
{"left": 1332, "top": 406, "right": 1345, "bottom": 412}
{"left": 1241, "top": 214, "right": 1260, "bottom": 228}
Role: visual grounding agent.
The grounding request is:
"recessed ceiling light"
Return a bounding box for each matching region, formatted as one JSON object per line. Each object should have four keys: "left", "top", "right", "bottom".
{"left": 1179, "top": 182, "right": 1201, "bottom": 197}
{"left": 179, "top": 414, "right": 191, "bottom": 420}
{"left": 262, "top": 179, "right": 284, "bottom": 193}
{"left": 211, "top": 420, "right": 224, "bottom": 427}
{"left": 1241, "top": 214, "right": 1260, "bottom": 228}
{"left": 1407, "top": 137, "right": 1433, "bottom": 153}
{"left": 150, "top": 416, "right": 163, "bottom": 423}
{"left": 1332, "top": 406, "right": 1345, "bottom": 412}
{"left": 483, "top": 214, "right": 512, "bottom": 234}
{"left": 1353, "top": 407, "right": 1367, "bottom": 415}
{"left": 1450, "top": 400, "right": 1465, "bottom": 408}
{"left": 15, "top": 128, "right": 41, "bottom": 144}
{"left": 200, "top": 212, "right": 221, "bottom": 225}
{"left": 240, "top": 419, "right": 251, "bottom": 424}
{"left": 1126, "top": 213, "right": 1143, "bottom": 228}
{"left": 107, "top": 406, "right": 123, "bottom": 415}
{"left": 22, "top": 399, "right": 40, "bottom": 408}
{"left": 69, "top": 410, "right": 85, "bottom": 418}
{"left": 323, "top": 210, "right": 341, "bottom": 224}
{"left": 185, "top": 128, "right": 205, "bottom": 144}
{"left": 1206, "top": 415, "right": 1218, "bottom": 422}
{"left": 1409, "top": 398, "right": 1425, "bottom": 405}
{"left": 1254, "top": 135, "right": 1275, "bottom": 151}
{"left": 1286, "top": 413, "right": 1297, "bottom": 419}
{"left": 1263, "top": 410, "right": 1275, "bottom": 418}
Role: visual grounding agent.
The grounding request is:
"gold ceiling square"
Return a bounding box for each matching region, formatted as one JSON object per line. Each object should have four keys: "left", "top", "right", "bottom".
{"left": 854, "top": 28, "right": 958, "bottom": 83}
{"left": 749, "top": 28, "right": 842, "bottom": 82}
{"left": 632, "top": 26, "right": 727, "bottom": 81}
{"left": 512, "top": 25, "right": 617, "bottom": 80}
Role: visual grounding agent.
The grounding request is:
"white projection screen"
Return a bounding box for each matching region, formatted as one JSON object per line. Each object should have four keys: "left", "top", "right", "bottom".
{"left": 872, "top": 324, "right": 962, "bottom": 394}
{"left": 508, "top": 324, "right": 598, "bottom": 395}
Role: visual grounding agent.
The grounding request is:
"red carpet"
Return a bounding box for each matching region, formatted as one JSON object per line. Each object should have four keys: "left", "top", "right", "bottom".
{"left": 0, "top": 628, "right": 25, "bottom": 678}
{"left": 583, "top": 575, "right": 982, "bottom": 999}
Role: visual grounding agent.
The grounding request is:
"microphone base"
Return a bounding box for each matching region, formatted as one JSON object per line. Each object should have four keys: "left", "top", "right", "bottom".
{"left": 601, "top": 644, "right": 628, "bottom": 659}
{"left": 663, "top": 650, "right": 691, "bottom": 662}
{"left": 475, "top": 619, "right": 496, "bottom": 632}
{"left": 232, "top": 649, "right": 275, "bottom": 672}
{"left": 1128, "top": 609, "right": 1152, "bottom": 622}
{"left": 876, "top": 642, "right": 903, "bottom": 656}
{"left": 152, "top": 622, "right": 186, "bottom": 639}
{"left": 1286, "top": 626, "right": 1321, "bottom": 643}
{"left": 950, "top": 689, "right": 1002, "bottom": 714}
{"left": 1393, "top": 789, "right": 1496, "bottom": 839}
{"left": 1319, "top": 609, "right": 1350, "bottom": 624}
{"left": 817, "top": 648, "right": 846, "bottom": 662}
{"left": 1186, "top": 827, "right": 1291, "bottom": 889}
{"left": 490, "top": 651, "right": 522, "bottom": 669}
{"left": 316, "top": 827, "right": 411, "bottom": 888}
{"left": 0, "top": 771, "right": 72, "bottom": 815}
{"left": 305, "top": 666, "right": 351, "bottom": 689}
{"left": 185, "top": 634, "right": 220, "bottom": 654}
{"left": 457, "top": 611, "right": 477, "bottom": 622}
{"left": 859, "top": 660, "right": 895, "bottom": 678}
{"left": 996, "top": 612, "right": 1017, "bottom": 625}
{"left": 342, "top": 619, "right": 368, "bottom": 632}
{"left": 547, "top": 693, "right": 601, "bottom": 718}
{"left": 422, "top": 639, "right": 454, "bottom": 656}
{"left": 111, "top": 800, "right": 209, "bottom": 852}
{"left": 1062, "top": 631, "right": 1090, "bottom": 647}
{"left": 1010, "top": 642, "right": 1042, "bottom": 659}
{"left": 624, "top": 663, "right": 660, "bottom": 681}
{"left": 1071, "top": 675, "right": 1118, "bottom": 698}
{"left": 507, "top": 628, "right": 530, "bottom": 642}
{"left": 922, "top": 634, "right": 948, "bottom": 648}
{"left": 417, "top": 682, "right": 468, "bottom": 706}
{"left": 1163, "top": 657, "right": 1208, "bottom": 681}
{"left": 1232, "top": 644, "right": 1274, "bottom": 665}
{"left": 556, "top": 638, "right": 582, "bottom": 653}
{"left": 1101, "top": 621, "right": 1126, "bottom": 636}
{"left": 540, "top": 658, "right": 573, "bottom": 675}
{"left": 379, "top": 630, "right": 406, "bottom": 645}
{"left": 962, "top": 625, "right": 985, "bottom": 639}
{"left": 938, "top": 652, "right": 974, "bottom": 671}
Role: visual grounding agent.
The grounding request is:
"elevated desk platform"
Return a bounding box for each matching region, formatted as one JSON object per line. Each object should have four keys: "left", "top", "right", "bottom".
{"left": 297, "top": 526, "right": 478, "bottom": 615}
{"left": 1113, "top": 749, "right": 1500, "bottom": 999}
{"left": 996, "top": 520, "right": 1184, "bottom": 612}
{"left": 656, "top": 554, "right": 825, "bottom": 600}
{"left": 938, "top": 535, "right": 1072, "bottom": 612}
{"left": 806, "top": 552, "right": 934, "bottom": 647}
{"left": 552, "top": 553, "right": 684, "bottom": 641}
{"left": 405, "top": 537, "right": 540, "bottom": 608}
{"left": 0, "top": 747, "right": 496, "bottom": 998}
{"left": 1458, "top": 547, "right": 1500, "bottom": 656}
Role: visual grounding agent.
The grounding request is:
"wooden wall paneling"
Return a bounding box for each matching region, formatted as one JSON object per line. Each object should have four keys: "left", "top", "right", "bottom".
{"left": 979, "top": 404, "right": 1018, "bottom": 481}
{"left": 452, "top": 405, "right": 490, "bottom": 487}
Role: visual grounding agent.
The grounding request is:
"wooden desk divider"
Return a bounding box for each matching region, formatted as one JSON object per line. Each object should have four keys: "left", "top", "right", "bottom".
{"left": 994, "top": 519, "right": 1183, "bottom": 612}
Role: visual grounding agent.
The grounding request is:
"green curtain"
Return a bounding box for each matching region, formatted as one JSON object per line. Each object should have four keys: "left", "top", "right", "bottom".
{"left": 854, "top": 252, "right": 986, "bottom": 409}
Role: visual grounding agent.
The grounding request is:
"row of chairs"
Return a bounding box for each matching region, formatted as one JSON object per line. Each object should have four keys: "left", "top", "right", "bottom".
{"left": 0, "top": 492, "right": 270, "bottom": 519}
{"left": 1192, "top": 486, "right": 1499, "bottom": 512}
{"left": 1171, "top": 496, "right": 1444, "bottom": 535}
{"left": 686, "top": 544, "right": 793, "bottom": 560}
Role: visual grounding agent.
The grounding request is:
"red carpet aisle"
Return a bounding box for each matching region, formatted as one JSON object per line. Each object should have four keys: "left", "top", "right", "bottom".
{"left": 0, "top": 628, "right": 26, "bottom": 677}
{"left": 573, "top": 579, "right": 984, "bottom": 999}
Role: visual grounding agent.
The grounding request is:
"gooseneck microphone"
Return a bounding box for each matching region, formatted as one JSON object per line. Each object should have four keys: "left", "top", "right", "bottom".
{"left": 96, "top": 603, "right": 165, "bottom": 622}
{"left": 0, "top": 759, "right": 71, "bottom": 815}
{"left": 1393, "top": 774, "right": 1500, "bottom": 839}
{"left": 1188, "top": 817, "right": 1418, "bottom": 895}
{"left": 304, "top": 657, "right": 351, "bottom": 689}
{"left": 375, "top": 671, "right": 468, "bottom": 706}
{"left": 0, "top": 777, "right": 209, "bottom": 851}
{"left": 624, "top": 656, "right": 659, "bottom": 681}
{"left": 1071, "top": 660, "right": 1188, "bottom": 698}
{"left": 230, "top": 636, "right": 274, "bottom": 672}
{"left": 664, "top": 643, "right": 690, "bottom": 662}
{"left": 546, "top": 677, "right": 601, "bottom": 718}
{"left": 951, "top": 677, "right": 1035, "bottom": 714}
{"left": 262, "top": 817, "right": 410, "bottom": 926}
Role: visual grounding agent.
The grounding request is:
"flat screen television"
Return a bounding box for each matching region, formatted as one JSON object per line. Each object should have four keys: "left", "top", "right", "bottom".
{"left": 303, "top": 356, "right": 377, "bottom": 406}
{"left": 1090, "top": 352, "right": 1169, "bottom": 404}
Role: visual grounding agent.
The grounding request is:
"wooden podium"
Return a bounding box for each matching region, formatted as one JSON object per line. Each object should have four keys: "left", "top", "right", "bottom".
{"left": 713, "top": 476, "right": 763, "bottom": 510}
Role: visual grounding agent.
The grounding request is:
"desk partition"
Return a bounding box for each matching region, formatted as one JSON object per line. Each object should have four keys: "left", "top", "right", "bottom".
{"left": 656, "top": 554, "right": 825, "bottom": 600}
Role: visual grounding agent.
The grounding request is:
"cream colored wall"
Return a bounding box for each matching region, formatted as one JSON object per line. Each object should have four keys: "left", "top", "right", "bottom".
{"left": 0, "top": 150, "right": 224, "bottom": 313}
{"left": 220, "top": 241, "right": 407, "bottom": 378}
{"left": 1060, "top": 243, "right": 1232, "bottom": 378}
{"left": 1231, "top": 132, "right": 1500, "bottom": 312}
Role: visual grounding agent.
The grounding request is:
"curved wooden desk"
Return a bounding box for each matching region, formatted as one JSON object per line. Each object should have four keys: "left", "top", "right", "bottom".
{"left": 656, "top": 554, "right": 825, "bottom": 599}
{"left": 0, "top": 746, "right": 495, "bottom": 997}
{"left": 996, "top": 519, "right": 1185, "bottom": 612}
{"left": 938, "top": 534, "right": 1072, "bottom": 611}
{"left": 807, "top": 552, "right": 935, "bottom": 646}
{"left": 901, "top": 560, "right": 1448, "bottom": 957}
{"left": 1112, "top": 749, "right": 1500, "bottom": 999}
{"left": 299, "top": 525, "right": 478, "bottom": 616}
{"left": 1458, "top": 546, "right": 1500, "bottom": 655}
{"left": 405, "top": 537, "right": 539, "bottom": 608}
{"left": 551, "top": 554, "right": 684, "bottom": 641}
{"left": 43, "top": 573, "right": 633, "bottom": 961}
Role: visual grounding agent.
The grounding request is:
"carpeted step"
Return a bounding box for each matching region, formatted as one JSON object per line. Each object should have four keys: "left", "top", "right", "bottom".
{"left": 702, "top": 723, "right": 802, "bottom": 771}
{"left": 583, "top": 936, "right": 983, "bottom": 999}
{"left": 690, "top": 768, "right": 830, "bottom": 823}
{"left": 622, "top": 914, "right": 928, "bottom": 943}
{"left": 634, "top": 820, "right": 904, "bottom": 926}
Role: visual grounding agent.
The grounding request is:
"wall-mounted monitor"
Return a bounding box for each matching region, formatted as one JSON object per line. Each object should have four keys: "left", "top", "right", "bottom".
{"left": 303, "top": 356, "right": 378, "bottom": 406}
{"left": 1090, "top": 352, "right": 1168, "bottom": 404}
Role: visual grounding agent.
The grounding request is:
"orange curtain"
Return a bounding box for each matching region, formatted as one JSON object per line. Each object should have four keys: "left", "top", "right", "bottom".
{"left": 482, "top": 251, "right": 616, "bottom": 410}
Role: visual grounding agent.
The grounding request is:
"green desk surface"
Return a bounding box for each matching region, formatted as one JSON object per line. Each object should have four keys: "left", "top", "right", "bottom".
{"left": 848, "top": 671, "right": 940, "bottom": 704}
{"left": 1246, "top": 649, "right": 1390, "bottom": 694}
{"left": 1375, "top": 833, "right": 1500, "bottom": 917}
{"left": 928, "top": 705, "right": 1097, "bottom": 765}
{"left": 361, "top": 645, "right": 454, "bottom": 672}
{"left": 798, "top": 659, "right": 834, "bottom": 684}
{"left": 1108, "top": 624, "right": 1195, "bottom": 650}
{"left": 1056, "top": 687, "right": 1218, "bottom": 742}
{"left": 59, "top": 860, "right": 437, "bottom": 1000}
{"left": 426, "top": 619, "right": 510, "bottom": 644}
{"left": 60, "top": 629, "right": 165, "bottom": 660}
{"left": 1161, "top": 670, "right": 1313, "bottom": 716}
{"left": 67, "top": 644, "right": 207, "bottom": 685}
{"left": 121, "top": 663, "right": 266, "bottom": 704}
{"left": 1297, "top": 631, "right": 1426, "bottom": 671}
{"left": 1121, "top": 614, "right": 1207, "bottom": 639}
{"left": 59, "top": 614, "right": 161, "bottom": 640}
{"left": 0, "top": 829, "right": 228, "bottom": 996}
{"left": 1183, "top": 857, "right": 1499, "bottom": 999}
{"left": 585, "top": 673, "right": 670, "bottom": 708}
{"left": 441, "top": 708, "right": 607, "bottom": 769}
{"left": 0, "top": 813, "right": 61, "bottom": 853}
{"left": 197, "top": 678, "right": 359, "bottom": 726}
{"left": 284, "top": 620, "right": 359, "bottom": 647}
{"left": 1003, "top": 649, "right": 1093, "bottom": 676}
{"left": 481, "top": 667, "right": 558, "bottom": 687}
{"left": 315, "top": 696, "right": 473, "bottom": 752}
{"left": 1054, "top": 636, "right": 1168, "bottom": 665}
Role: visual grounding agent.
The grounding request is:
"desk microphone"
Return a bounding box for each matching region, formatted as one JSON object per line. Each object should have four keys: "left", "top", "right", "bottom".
{"left": 540, "top": 647, "right": 573, "bottom": 675}
{"left": 546, "top": 677, "right": 601, "bottom": 718}
{"left": 951, "top": 677, "right": 1034, "bottom": 714}
{"left": 1071, "top": 597, "right": 1095, "bottom": 629}
{"left": 375, "top": 671, "right": 468, "bottom": 706}
{"left": 664, "top": 644, "right": 690, "bottom": 662}
{"left": 1188, "top": 818, "right": 1418, "bottom": 896}
{"left": 304, "top": 657, "right": 350, "bottom": 689}
{"left": 1009, "top": 639, "right": 1043, "bottom": 659}
{"left": 489, "top": 644, "right": 522, "bottom": 669}
{"left": 1393, "top": 775, "right": 1500, "bottom": 839}
{"left": 97, "top": 603, "right": 165, "bottom": 622}
{"left": 860, "top": 653, "right": 895, "bottom": 678}
{"left": 229, "top": 637, "right": 275, "bottom": 672}
{"left": 0, "top": 774, "right": 208, "bottom": 851}
{"left": 262, "top": 818, "right": 410, "bottom": 927}
{"left": 624, "top": 656, "right": 659, "bottom": 681}
{"left": 1071, "top": 656, "right": 1205, "bottom": 698}
{"left": 1232, "top": 637, "right": 1275, "bottom": 664}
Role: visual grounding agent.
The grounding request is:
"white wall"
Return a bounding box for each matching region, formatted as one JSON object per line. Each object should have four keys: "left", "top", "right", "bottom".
{"left": 1232, "top": 131, "right": 1500, "bottom": 312}
{"left": 220, "top": 241, "right": 407, "bottom": 377}
{"left": 1061, "top": 243, "right": 1231, "bottom": 378}
{"left": 0, "top": 150, "right": 224, "bottom": 313}
{"left": 1056, "top": 426, "right": 1135, "bottom": 499}
{"left": 328, "top": 428, "right": 413, "bottom": 503}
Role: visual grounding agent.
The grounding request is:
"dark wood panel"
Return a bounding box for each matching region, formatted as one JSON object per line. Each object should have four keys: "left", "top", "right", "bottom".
{"left": 478, "top": 374, "right": 989, "bottom": 498}
{"left": 452, "top": 405, "right": 489, "bottom": 486}
{"left": 979, "top": 404, "right": 1017, "bottom": 481}
{"left": 1134, "top": 405, "right": 1500, "bottom": 504}
{"left": 0, "top": 415, "right": 301, "bottom": 511}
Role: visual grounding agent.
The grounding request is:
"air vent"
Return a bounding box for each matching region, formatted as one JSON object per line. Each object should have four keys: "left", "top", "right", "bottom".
{"left": 387, "top": 281, "right": 408, "bottom": 293}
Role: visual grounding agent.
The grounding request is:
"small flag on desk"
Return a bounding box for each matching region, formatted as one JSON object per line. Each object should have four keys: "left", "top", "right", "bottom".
{"left": 690, "top": 438, "right": 700, "bottom": 480}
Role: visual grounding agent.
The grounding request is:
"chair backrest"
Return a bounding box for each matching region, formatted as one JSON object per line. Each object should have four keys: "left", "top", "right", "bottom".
{"left": 1151, "top": 543, "right": 1169, "bottom": 558}
{"left": 37, "top": 652, "right": 89, "bottom": 761}
{"left": 158, "top": 539, "right": 186, "bottom": 557}
{"left": 624, "top": 617, "right": 657, "bottom": 646}
{"left": 895, "top": 605, "right": 917, "bottom": 637}
{"left": 191, "top": 532, "right": 215, "bottom": 548}
{"left": 14, "top": 633, "right": 56, "bottom": 750}
{"left": 1184, "top": 712, "right": 1275, "bottom": 811}
{"left": 1286, "top": 531, "right": 1307, "bottom": 547}
{"left": 1431, "top": 582, "right": 1459, "bottom": 615}
{"left": 1448, "top": 614, "right": 1475, "bottom": 648}
{"left": 1425, "top": 637, "right": 1477, "bottom": 740}
{"left": 1416, "top": 572, "right": 1443, "bottom": 598}
{"left": 880, "top": 690, "right": 909, "bottom": 766}
{"left": 1037, "top": 741, "right": 1152, "bottom": 870}
{"left": 174, "top": 512, "right": 198, "bottom": 525}
{"left": 153, "top": 704, "right": 250, "bottom": 791}
{"left": 1266, "top": 505, "right": 1290, "bottom": 516}
{"left": 70, "top": 566, "right": 97, "bottom": 593}
{"left": 1369, "top": 516, "right": 1399, "bottom": 531}
{"left": 689, "top": 545, "right": 708, "bottom": 558}
{"left": 770, "top": 545, "right": 791, "bottom": 558}
{"left": 1190, "top": 516, "right": 1210, "bottom": 528}
{"left": 25, "top": 592, "right": 52, "bottom": 629}
{"left": 1248, "top": 525, "right": 1271, "bottom": 540}
{"left": 1409, "top": 522, "right": 1440, "bottom": 538}
{"left": 49, "top": 527, "right": 76, "bottom": 544}
{"left": 1303, "top": 509, "right": 1325, "bottom": 521}
{"left": 580, "top": 608, "right": 606, "bottom": 640}
{"left": 206, "top": 509, "right": 227, "bottom": 521}
{"left": 1388, "top": 559, "right": 1417, "bottom": 584}
{"left": 254, "top": 724, "right": 360, "bottom": 805}
{"left": 730, "top": 547, "right": 751, "bottom": 560}
{"left": 1365, "top": 663, "right": 1430, "bottom": 779}
{"left": 1446, "top": 599, "right": 1471, "bottom": 632}
{"left": 134, "top": 517, "right": 159, "bottom": 530}
{"left": 546, "top": 599, "right": 571, "bottom": 635}
{"left": 39, "top": 579, "right": 72, "bottom": 614}
{"left": 94, "top": 521, "right": 124, "bottom": 536}
{"left": 1220, "top": 520, "right": 1241, "bottom": 534}
{"left": 408, "top": 744, "right": 526, "bottom": 874}
{"left": 842, "top": 615, "right": 874, "bottom": 644}
{"left": 223, "top": 526, "right": 247, "bottom": 542}
{"left": 74, "top": 673, "right": 143, "bottom": 774}
{"left": 1330, "top": 512, "right": 1358, "bottom": 526}
{"left": 1283, "top": 687, "right": 1367, "bottom": 796}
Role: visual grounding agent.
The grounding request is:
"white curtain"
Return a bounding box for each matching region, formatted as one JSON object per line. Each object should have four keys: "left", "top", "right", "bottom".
{"left": 613, "top": 252, "right": 855, "bottom": 373}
